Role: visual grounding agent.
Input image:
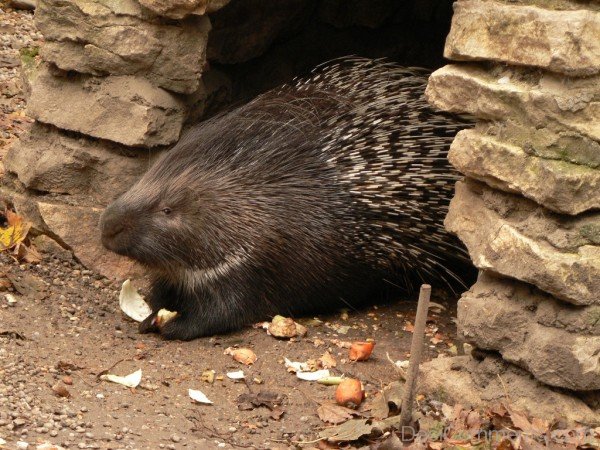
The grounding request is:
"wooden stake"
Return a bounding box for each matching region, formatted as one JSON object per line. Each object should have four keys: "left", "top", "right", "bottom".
{"left": 399, "top": 284, "right": 431, "bottom": 427}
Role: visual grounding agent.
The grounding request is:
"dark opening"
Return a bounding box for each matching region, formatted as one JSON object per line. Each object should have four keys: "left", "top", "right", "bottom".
{"left": 207, "top": 0, "right": 455, "bottom": 102}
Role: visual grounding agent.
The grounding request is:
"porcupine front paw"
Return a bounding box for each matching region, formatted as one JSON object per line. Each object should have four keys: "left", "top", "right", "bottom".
{"left": 138, "top": 312, "right": 159, "bottom": 334}
{"left": 157, "top": 313, "right": 210, "bottom": 341}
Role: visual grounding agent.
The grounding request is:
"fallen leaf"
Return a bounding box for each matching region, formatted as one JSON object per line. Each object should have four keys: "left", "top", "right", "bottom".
{"left": 430, "top": 333, "right": 443, "bottom": 345}
{"left": 317, "top": 402, "right": 359, "bottom": 424}
{"left": 506, "top": 404, "right": 543, "bottom": 434}
{"left": 520, "top": 436, "right": 547, "bottom": 450}
{"left": 0, "top": 210, "right": 31, "bottom": 252}
{"left": 369, "top": 381, "right": 404, "bottom": 419}
{"left": 372, "top": 433, "right": 403, "bottom": 450}
{"left": 16, "top": 243, "right": 41, "bottom": 263}
{"left": 330, "top": 339, "right": 352, "bottom": 348}
{"left": 319, "top": 351, "right": 337, "bottom": 369}
{"left": 237, "top": 390, "right": 285, "bottom": 411}
{"left": 496, "top": 438, "right": 515, "bottom": 450}
{"left": 319, "top": 418, "right": 374, "bottom": 442}
{"left": 404, "top": 322, "right": 415, "bottom": 333}
{"left": 312, "top": 338, "right": 325, "bottom": 347}
{"left": 270, "top": 407, "right": 285, "bottom": 420}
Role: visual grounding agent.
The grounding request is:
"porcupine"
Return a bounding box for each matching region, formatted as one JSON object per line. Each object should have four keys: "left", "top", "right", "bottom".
{"left": 100, "top": 58, "right": 471, "bottom": 341}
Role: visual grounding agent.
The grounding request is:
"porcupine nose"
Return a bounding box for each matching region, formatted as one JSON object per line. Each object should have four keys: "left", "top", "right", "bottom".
{"left": 99, "top": 204, "right": 127, "bottom": 250}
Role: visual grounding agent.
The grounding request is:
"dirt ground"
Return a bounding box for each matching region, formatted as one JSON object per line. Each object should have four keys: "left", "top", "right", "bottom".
{"left": 0, "top": 248, "right": 460, "bottom": 450}
{"left": 0, "top": 5, "right": 464, "bottom": 449}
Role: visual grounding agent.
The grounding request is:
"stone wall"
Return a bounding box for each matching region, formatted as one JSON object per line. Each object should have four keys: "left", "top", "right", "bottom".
{"left": 2, "top": 0, "right": 454, "bottom": 279}
{"left": 421, "top": 0, "right": 600, "bottom": 424}
{"left": 1, "top": 0, "right": 226, "bottom": 278}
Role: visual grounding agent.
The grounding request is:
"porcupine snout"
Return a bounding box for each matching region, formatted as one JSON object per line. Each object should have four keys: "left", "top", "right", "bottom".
{"left": 99, "top": 202, "right": 133, "bottom": 255}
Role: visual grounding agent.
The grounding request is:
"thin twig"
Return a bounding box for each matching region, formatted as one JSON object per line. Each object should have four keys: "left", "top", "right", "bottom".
{"left": 399, "top": 284, "right": 431, "bottom": 427}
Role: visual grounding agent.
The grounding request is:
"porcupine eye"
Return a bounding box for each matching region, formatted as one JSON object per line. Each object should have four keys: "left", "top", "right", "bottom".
{"left": 161, "top": 207, "right": 172, "bottom": 215}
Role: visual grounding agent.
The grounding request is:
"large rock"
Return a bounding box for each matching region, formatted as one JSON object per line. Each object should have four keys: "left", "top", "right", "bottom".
{"left": 0, "top": 184, "right": 142, "bottom": 280}
{"left": 459, "top": 273, "right": 600, "bottom": 390}
{"left": 37, "top": 202, "right": 142, "bottom": 280}
{"left": 445, "top": 0, "right": 600, "bottom": 76}
{"left": 137, "top": 0, "right": 230, "bottom": 19}
{"left": 445, "top": 180, "right": 600, "bottom": 306}
{"left": 425, "top": 64, "right": 600, "bottom": 157}
{"left": 35, "top": 0, "right": 210, "bottom": 94}
{"left": 449, "top": 128, "right": 600, "bottom": 215}
{"left": 27, "top": 65, "right": 186, "bottom": 147}
{"left": 419, "top": 355, "right": 600, "bottom": 426}
{"left": 4, "top": 123, "right": 150, "bottom": 204}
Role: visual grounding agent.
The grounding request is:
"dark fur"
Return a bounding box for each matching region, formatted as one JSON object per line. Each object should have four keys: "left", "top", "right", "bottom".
{"left": 100, "top": 58, "right": 471, "bottom": 340}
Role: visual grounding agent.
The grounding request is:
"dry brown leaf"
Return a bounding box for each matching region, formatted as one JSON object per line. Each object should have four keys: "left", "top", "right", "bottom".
{"left": 330, "top": 338, "right": 352, "bottom": 348}
{"left": 495, "top": 439, "right": 515, "bottom": 450}
{"left": 319, "top": 351, "right": 337, "bottom": 369}
{"left": 317, "top": 402, "right": 357, "bottom": 424}
{"left": 507, "top": 405, "right": 532, "bottom": 431}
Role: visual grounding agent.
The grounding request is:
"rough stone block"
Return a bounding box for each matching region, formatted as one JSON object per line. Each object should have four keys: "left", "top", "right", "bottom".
{"left": 459, "top": 273, "right": 600, "bottom": 390}
{"left": 419, "top": 355, "right": 600, "bottom": 426}
{"left": 445, "top": 0, "right": 600, "bottom": 76}
{"left": 482, "top": 121, "right": 600, "bottom": 170}
{"left": 36, "top": 0, "right": 211, "bottom": 94}
{"left": 137, "top": 0, "right": 230, "bottom": 19}
{"left": 445, "top": 180, "right": 600, "bottom": 306}
{"left": 449, "top": 128, "right": 600, "bottom": 215}
{"left": 425, "top": 64, "right": 600, "bottom": 145}
{"left": 27, "top": 65, "right": 186, "bottom": 147}
{"left": 37, "top": 201, "right": 142, "bottom": 280}
{"left": 4, "top": 123, "right": 151, "bottom": 205}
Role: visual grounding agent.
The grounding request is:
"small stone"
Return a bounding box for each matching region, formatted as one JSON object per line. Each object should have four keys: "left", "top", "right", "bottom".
{"left": 171, "top": 434, "right": 181, "bottom": 443}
